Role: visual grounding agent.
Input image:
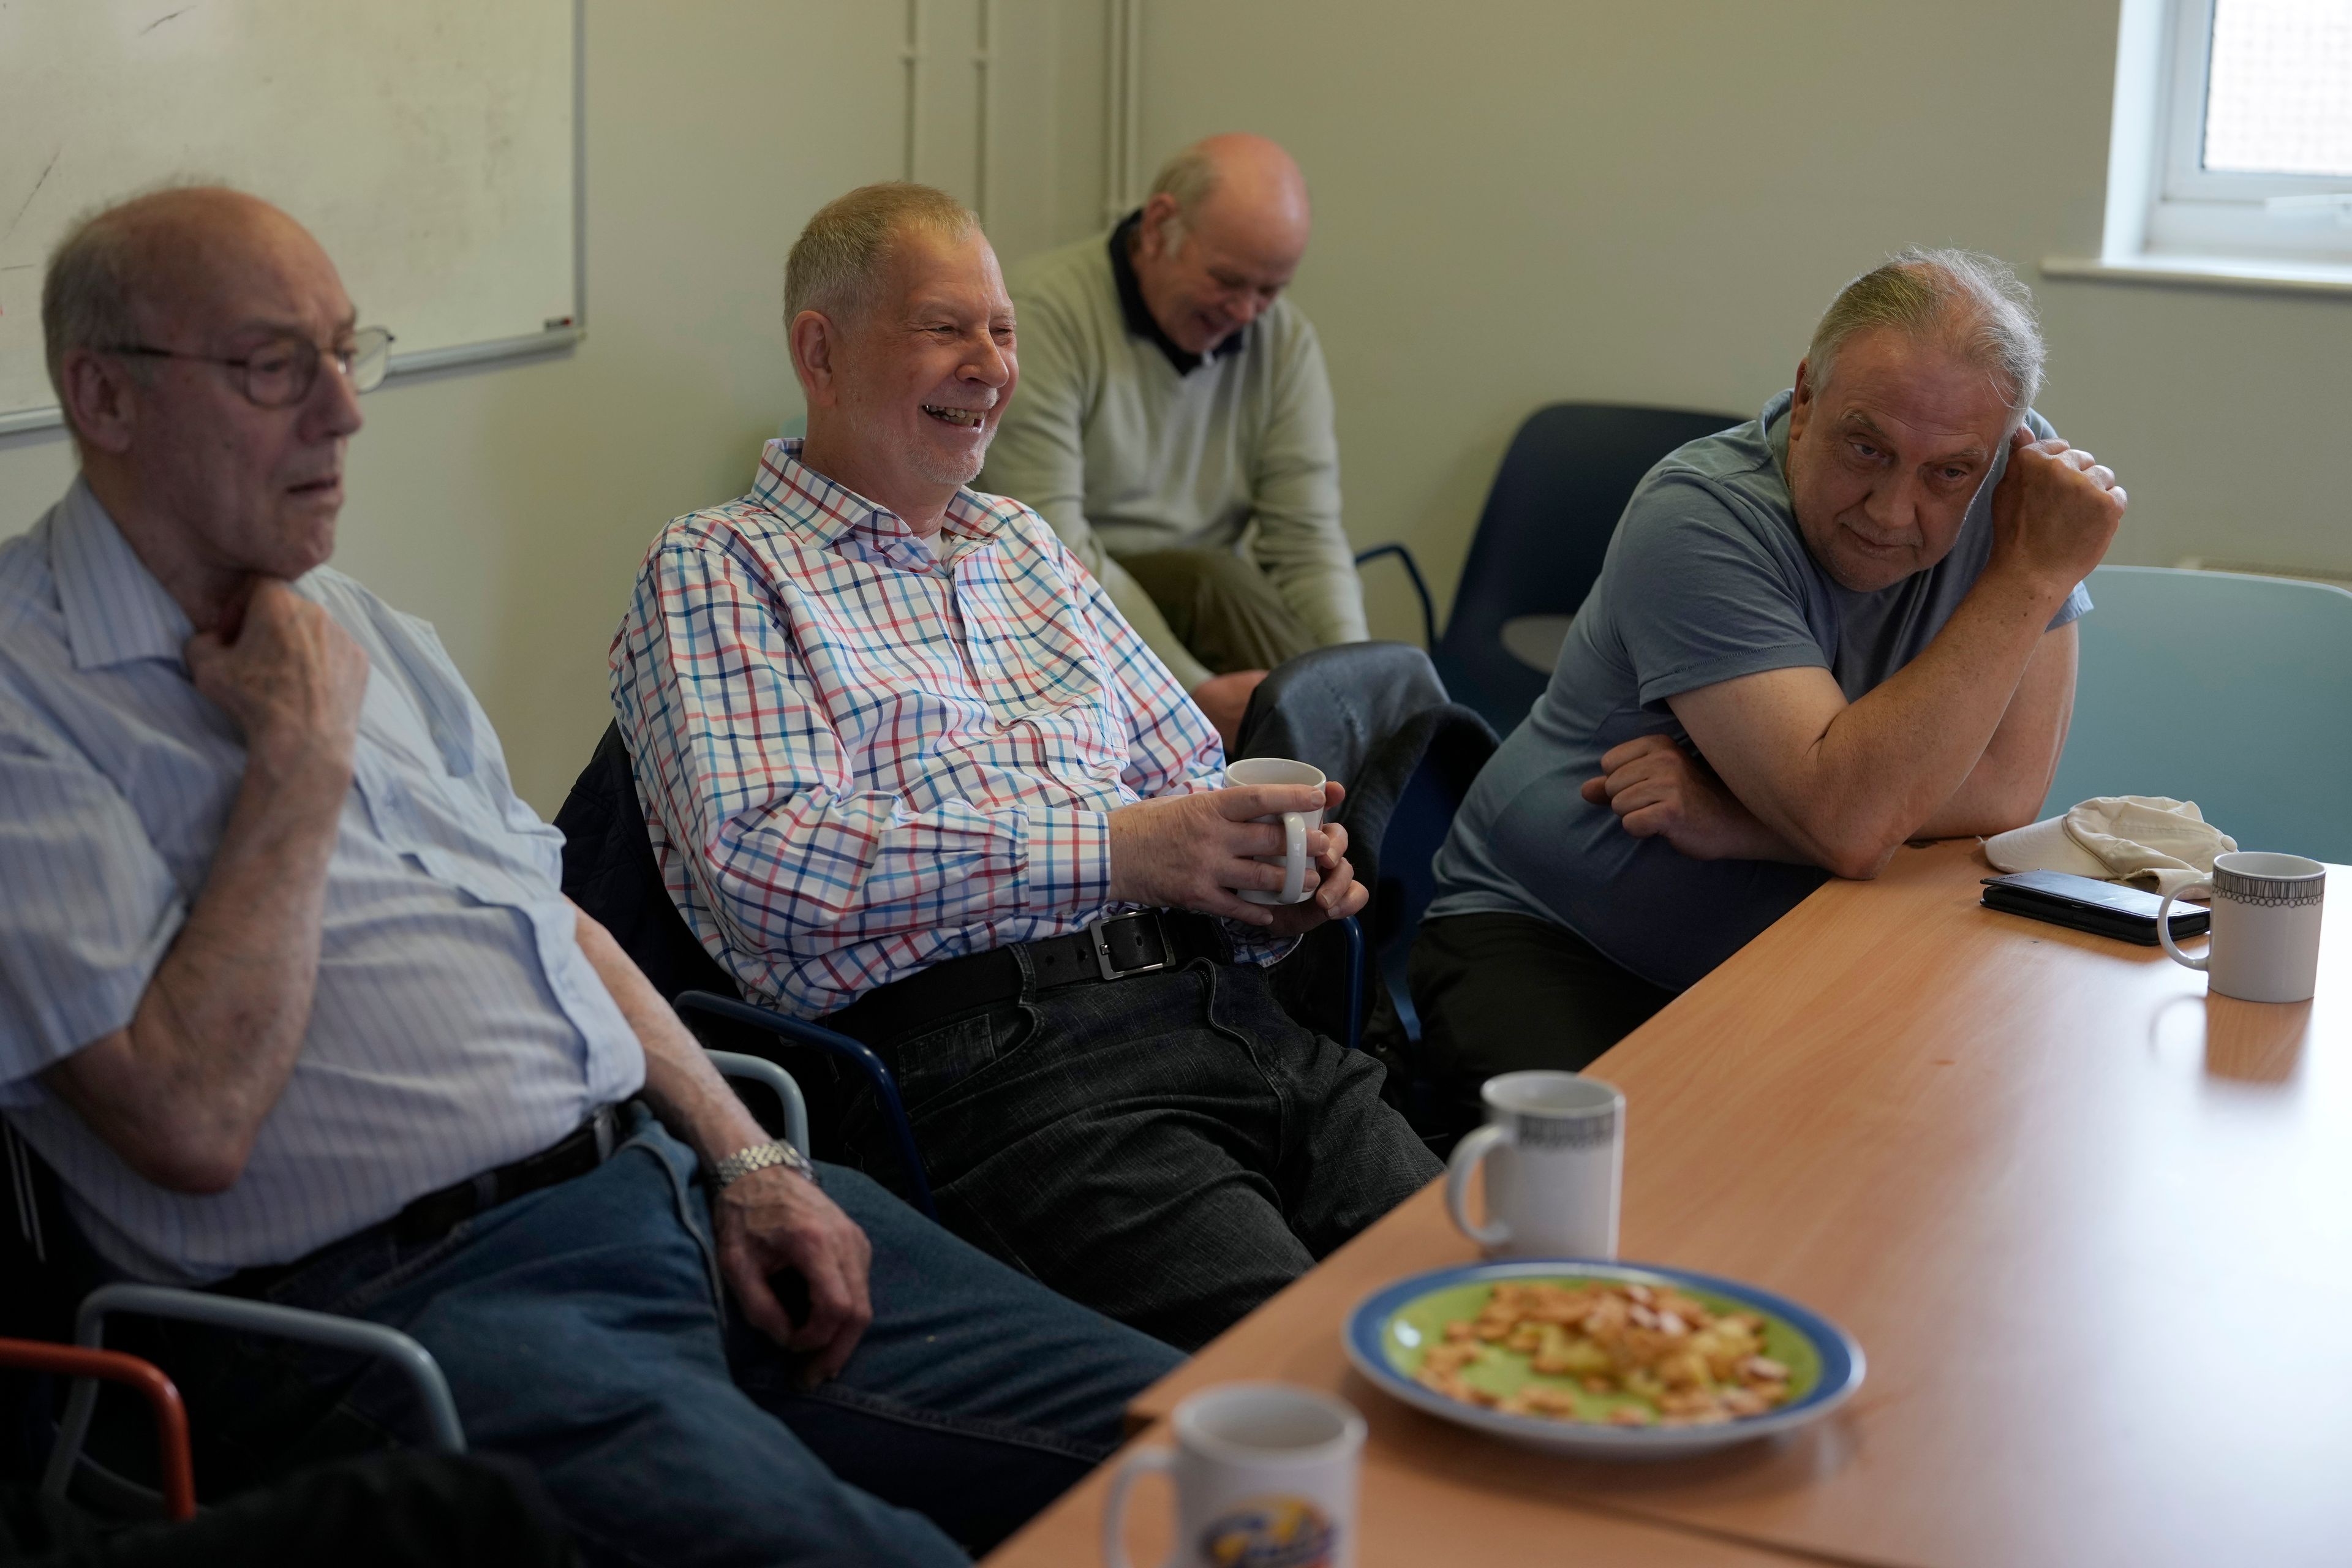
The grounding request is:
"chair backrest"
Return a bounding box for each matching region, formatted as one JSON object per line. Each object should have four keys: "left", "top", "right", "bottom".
{"left": 1239, "top": 644, "right": 1497, "bottom": 1041}
{"left": 553, "top": 722, "right": 740, "bottom": 1003}
{"left": 1435, "top": 402, "right": 1743, "bottom": 735}
{"left": 2042, "top": 566, "right": 2352, "bottom": 862}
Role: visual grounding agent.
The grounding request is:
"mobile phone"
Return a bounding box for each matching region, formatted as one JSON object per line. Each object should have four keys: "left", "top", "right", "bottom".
{"left": 1980, "top": 870, "right": 2211, "bottom": 946}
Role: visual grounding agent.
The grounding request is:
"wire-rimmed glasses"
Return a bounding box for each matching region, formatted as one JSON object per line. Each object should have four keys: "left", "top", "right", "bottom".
{"left": 106, "top": 326, "right": 396, "bottom": 407}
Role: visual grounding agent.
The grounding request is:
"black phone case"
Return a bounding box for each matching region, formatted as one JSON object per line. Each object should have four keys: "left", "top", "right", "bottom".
{"left": 1980, "top": 871, "right": 2210, "bottom": 946}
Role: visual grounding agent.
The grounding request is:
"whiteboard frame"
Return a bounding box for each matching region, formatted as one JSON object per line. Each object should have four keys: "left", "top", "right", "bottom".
{"left": 0, "top": 0, "right": 587, "bottom": 439}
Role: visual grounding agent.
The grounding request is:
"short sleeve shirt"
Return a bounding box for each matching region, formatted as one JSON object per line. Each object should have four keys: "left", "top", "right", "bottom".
{"left": 1426, "top": 391, "right": 2092, "bottom": 990}
{"left": 0, "top": 481, "right": 644, "bottom": 1283}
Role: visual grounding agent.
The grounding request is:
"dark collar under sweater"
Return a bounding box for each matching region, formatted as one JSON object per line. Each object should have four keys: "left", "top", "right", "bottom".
{"left": 1107, "top": 209, "right": 1247, "bottom": 376}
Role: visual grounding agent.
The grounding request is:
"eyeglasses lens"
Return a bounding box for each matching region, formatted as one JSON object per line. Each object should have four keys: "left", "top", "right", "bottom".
{"left": 349, "top": 328, "right": 394, "bottom": 393}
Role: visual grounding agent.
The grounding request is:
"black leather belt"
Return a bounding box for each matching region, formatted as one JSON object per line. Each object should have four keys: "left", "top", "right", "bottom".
{"left": 220, "top": 1104, "right": 620, "bottom": 1298}
{"left": 830, "top": 910, "right": 1226, "bottom": 1047}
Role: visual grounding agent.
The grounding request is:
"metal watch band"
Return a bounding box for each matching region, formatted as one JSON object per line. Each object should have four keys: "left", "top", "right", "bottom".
{"left": 710, "top": 1139, "right": 818, "bottom": 1191}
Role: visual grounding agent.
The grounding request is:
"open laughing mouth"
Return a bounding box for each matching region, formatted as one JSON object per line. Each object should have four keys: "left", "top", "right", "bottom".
{"left": 921, "top": 404, "right": 987, "bottom": 429}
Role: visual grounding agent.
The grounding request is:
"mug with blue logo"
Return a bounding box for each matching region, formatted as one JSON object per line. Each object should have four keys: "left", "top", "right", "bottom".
{"left": 1102, "top": 1382, "right": 1364, "bottom": 1568}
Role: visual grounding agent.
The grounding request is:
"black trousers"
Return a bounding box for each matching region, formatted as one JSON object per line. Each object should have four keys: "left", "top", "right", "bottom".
{"left": 835, "top": 954, "right": 1441, "bottom": 1353}
{"left": 1406, "top": 911, "right": 1678, "bottom": 1136}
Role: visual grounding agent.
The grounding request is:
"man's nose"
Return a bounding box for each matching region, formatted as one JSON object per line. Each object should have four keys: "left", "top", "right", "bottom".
{"left": 1861, "top": 473, "right": 1917, "bottom": 537}
{"left": 963, "top": 337, "right": 1011, "bottom": 388}
{"left": 306, "top": 353, "right": 366, "bottom": 440}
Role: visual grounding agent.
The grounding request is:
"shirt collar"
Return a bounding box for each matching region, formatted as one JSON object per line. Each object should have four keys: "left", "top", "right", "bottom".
{"left": 1108, "top": 211, "right": 1246, "bottom": 376}
{"left": 50, "top": 477, "right": 195, "bottom": 671}
{"left": 749, "top": 438, "right": 1015, "bottom": 563}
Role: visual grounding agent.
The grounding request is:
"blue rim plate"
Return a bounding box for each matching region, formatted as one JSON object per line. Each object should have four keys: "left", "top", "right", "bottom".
{"left": 1343, "top": 1259, "right": 1866, "bottom": 1460}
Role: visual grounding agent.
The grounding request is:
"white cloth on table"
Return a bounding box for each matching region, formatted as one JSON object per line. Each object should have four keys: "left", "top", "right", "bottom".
{"left": 1985, "top": 796, "right": 2237, "bottom": 897}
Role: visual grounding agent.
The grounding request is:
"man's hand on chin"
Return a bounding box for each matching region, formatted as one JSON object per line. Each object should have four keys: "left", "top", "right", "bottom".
{"left": 1190, "top": 669, "right": 1267, "bottom": 751}
{"left": 1581, "top": 734, "right": 1802, "bottom": 864}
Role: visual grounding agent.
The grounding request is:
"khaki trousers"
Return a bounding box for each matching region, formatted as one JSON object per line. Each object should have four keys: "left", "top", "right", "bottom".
{"left": 1119, "top": 549, "right": 1320, "bottom": 675}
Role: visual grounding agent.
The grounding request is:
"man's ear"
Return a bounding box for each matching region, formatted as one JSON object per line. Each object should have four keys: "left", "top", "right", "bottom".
{"left": 1137, "top": 192, "right": 1184, "bottom": 261}
{"left": 788, "top": 310, "right": 839, "bottom": 408}
{"left": 1787, "top": 357, "right": 1815, "bottom": 442}
{"left": 59, "top": 349, "right": 138, "bottom": 455}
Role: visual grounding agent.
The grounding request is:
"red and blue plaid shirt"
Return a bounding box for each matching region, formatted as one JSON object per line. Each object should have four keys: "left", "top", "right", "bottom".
{"left": 611, "top": 439, "right": 1276, "bottom": 1017}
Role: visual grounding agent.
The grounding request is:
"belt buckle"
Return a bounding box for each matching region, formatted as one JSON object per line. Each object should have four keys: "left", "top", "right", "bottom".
{"left": 1086, "top": 910, "right": 1168, "bottom": 982}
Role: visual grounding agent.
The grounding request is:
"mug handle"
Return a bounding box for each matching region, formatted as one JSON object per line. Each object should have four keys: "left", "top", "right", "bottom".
{"left": 1278, "top": 812, "right": 1310, "bottom": 905}
{"left": 2157, "top": 881, "right": 2213, "bottom": 973}
{"left": 1444, "top": 1123, "right": 1513, "bottom": 1247}
{"left": 1101, "top": 1445, "right": 1178, "bottom": 1568}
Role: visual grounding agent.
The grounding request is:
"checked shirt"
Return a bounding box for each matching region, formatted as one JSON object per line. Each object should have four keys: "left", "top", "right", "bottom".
{"left": 611, "top": 438, "right": 1280, "bottom": 1019}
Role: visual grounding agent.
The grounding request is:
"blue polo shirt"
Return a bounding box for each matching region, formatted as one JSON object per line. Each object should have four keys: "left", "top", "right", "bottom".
{"left": 1426, "top": 391, "right": 2091, "bottom": 990}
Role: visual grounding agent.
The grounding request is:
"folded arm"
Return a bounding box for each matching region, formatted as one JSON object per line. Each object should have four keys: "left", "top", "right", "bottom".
{"left": 1668, "top": 594, "right": 2081, "bottom": 880}
{"left": 1246, "top": 319, "right": 1366, "bottom": 647}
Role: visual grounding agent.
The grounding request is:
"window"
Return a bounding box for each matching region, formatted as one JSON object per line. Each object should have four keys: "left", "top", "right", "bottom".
{"left": 2094, "top": 0, "right": 2352, "bottom": 282}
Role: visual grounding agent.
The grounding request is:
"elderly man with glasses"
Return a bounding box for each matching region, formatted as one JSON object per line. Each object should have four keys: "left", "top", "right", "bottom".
{"left": 0, "top": 185, "right": 1179, "bottom": 1567}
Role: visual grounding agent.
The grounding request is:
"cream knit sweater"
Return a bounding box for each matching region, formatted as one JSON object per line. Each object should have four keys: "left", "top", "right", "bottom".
{"left": 979, "top": 227, "right": 1366, "bottom": 692}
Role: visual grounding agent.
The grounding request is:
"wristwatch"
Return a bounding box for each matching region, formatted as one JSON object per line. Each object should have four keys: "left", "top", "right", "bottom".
{"left": 710, "top": 1139, "right": 819, "bottom": 1191}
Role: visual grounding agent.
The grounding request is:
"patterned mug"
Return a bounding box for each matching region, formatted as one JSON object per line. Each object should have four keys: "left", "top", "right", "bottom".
{"left": 1444, "top": 1071, "right": 1624, "bottom": 1258}
{"left": 2157, "top": 851, "right": 2327, "bottom": 1003}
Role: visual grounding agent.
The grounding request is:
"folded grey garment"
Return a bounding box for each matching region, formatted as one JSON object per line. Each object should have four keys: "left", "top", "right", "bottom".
{"left": 1985, "top": 796, "right": 2237, "bottom": 897}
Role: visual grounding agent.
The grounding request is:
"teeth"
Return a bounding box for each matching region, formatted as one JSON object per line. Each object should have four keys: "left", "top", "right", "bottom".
{"left": 922, "top": 404, "right": 984, "bottom": 428}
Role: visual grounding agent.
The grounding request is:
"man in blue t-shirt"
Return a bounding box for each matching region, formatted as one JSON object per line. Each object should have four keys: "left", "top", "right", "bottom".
{"left": 1412, "top": 248, "right": 2124, "bottom": 1128}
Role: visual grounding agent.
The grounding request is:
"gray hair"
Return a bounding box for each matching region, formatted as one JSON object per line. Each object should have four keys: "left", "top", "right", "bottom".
{"left": 1808, "top": 246, "right": 2045, "bottom": 415}
{"left": 1145, "top": 146, "right": 1221, "bottom": 252}
{"left": 42, "top": 195, "right": 170, "bottom": 408}
{"left": 785, "top": 182, "right": 978, "bottom": 326}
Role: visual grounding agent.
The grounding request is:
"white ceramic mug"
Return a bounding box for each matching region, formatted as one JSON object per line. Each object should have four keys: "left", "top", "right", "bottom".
{"left": 1223, "top": 757, "right": 1327, "bottom": 906}
{"left": 2157, "top": 850, "right": 2327, "bottom": 1003}
{"left": 1445, "top": 1071, "right": 1624, "bottom": 1258}
{"left": 1102, "top": 1382, "right": 1365, "bottom": 1568}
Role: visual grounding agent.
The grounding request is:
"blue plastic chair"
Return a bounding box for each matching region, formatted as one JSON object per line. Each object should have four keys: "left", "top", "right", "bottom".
{"left": 1356, "top": 403, "right": 1742, "bottom": 736}
{"left": 2041, "top": 565, "right": 2352, "bottom": 862}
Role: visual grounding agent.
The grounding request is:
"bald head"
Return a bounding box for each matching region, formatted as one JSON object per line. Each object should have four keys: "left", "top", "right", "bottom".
{"left": 1132, "top": 134, "right": 1311, "bottom": 356}
{"left": 43, "top": 185, "right": 366, "bottom": 627}
{"left": 42, "top": 187, "right": 321, "bottom": 418}
{"left": 1150, "top": 133, "right": 1310, "bottom": 254}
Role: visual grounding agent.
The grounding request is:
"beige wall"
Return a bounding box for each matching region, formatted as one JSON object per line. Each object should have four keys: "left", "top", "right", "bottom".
{"left": 8, "top": 0, "right": 2347, "bottom": 810}
{"left": 0, "top": 0, "right": 1107, "bottom": 814}
{"left": 1123, "top": 0, "right": 2352, "bottom": 644}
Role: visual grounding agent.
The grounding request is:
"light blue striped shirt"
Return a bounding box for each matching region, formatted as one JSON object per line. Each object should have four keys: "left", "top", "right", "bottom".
{"left": 0, "top": 481, "right": 644, "bottom": 1284}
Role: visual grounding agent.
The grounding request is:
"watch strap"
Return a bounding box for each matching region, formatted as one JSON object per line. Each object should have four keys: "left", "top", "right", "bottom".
{"left": 710, "top": 1139, "right": 818, "bottom": 1191}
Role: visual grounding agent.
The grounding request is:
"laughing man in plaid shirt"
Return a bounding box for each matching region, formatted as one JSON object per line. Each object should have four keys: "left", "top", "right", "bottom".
{"left": 612, "top": 184, "right": 1438, "bottom": 1351}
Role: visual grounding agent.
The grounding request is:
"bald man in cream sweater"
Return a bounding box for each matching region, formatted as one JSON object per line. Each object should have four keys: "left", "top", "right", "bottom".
{"left": 979, "top": 135, "right": 1366, "bottom": 745}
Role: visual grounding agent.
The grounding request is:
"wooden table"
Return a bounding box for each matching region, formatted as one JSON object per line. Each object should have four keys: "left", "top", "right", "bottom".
{"left": 992, "top": 841, "right": 2348, "bottom": 1567}
{"left": 986, "top": 1415, "right": 1818, "bottom": 1567}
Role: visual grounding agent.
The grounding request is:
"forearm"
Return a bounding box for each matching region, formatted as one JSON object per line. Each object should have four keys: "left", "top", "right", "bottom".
{"left": 1252, "top": 510, "right": 1368, "bottom": 646}
{"left": 1915, "top": 625, "right": 2078, "bottom": 840}
{"left": 1101, "top": 552, "right": 1213, "bottom": 692}
{"left": 571, "top": 907, "right": 764, "bottom": 1166}
{"left": 44, "top": 749, "right": 347, "bottom": 1191}
{"left": 1783, "top": 571, "right": 2064, "bottom": 870}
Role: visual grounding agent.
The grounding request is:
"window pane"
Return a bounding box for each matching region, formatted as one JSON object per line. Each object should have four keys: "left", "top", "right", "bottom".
{"left": 2203, "top": 0, "right": 2352, "bottom": 176}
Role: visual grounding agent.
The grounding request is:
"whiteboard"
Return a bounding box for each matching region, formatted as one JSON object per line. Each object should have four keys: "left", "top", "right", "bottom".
{"left": 0, "top": 0, "right": 581, "bottom": 433}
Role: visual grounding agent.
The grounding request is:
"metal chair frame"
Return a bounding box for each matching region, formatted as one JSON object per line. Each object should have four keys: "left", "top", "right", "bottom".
{"left": 13, "top": 1050, "right": 807, "bottom": 1513}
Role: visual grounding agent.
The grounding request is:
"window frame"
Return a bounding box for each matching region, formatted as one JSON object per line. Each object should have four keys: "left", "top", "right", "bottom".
{"left": 2106, "top": 0, "right": 2352, "bottom": 273}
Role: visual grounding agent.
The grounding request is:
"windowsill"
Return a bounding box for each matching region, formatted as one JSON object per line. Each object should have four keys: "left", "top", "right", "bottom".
{"left": 2041, "top": 254, "right": 2352, "bottom": 298}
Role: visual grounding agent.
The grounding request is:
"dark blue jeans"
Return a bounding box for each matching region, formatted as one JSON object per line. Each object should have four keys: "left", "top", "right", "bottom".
{"left": 154, "top": 1107, "right": 1180, "bottom": 1567}
{"left": 840, "top": 953, "right": 1442, "bottom": 1352}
